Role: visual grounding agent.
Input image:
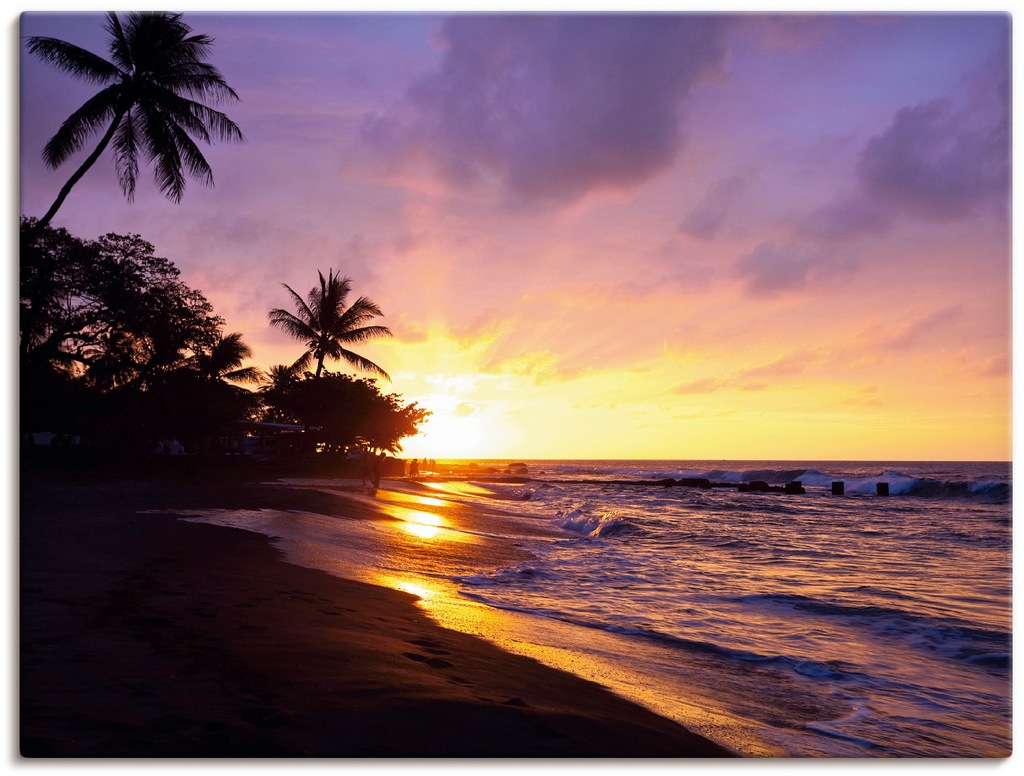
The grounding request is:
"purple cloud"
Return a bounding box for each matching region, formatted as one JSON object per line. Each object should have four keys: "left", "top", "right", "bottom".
{"left": 362, "top": 15, "right": 733, "bottom": 205}
{"left": 801, "top": 51, "right": 1008, "bottom": 239}
{"left": 734, "top": 241, "right": 857, "bottom": 297}
{"left": 680, "top": 174, "right": 746, "bottom": 239}
{"left": 798, "top": 191, "right": 892, "bottom": 241}
{"left": 858, "top": 94, "right": 1008, "bottom": 221}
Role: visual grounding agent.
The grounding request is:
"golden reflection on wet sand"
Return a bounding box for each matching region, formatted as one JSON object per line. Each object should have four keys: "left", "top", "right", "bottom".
{"left": 176, "top": 481, "right": 782, "bottom": 761}
{"left": 367, "top": 563, "right": 782, "bottom": 758}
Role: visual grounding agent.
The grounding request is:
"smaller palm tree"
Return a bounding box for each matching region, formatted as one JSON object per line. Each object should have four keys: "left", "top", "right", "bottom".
{"left": 192, "top": 332, "right": 261, "bottom": 385}
{"left": 268, "top": 270, "right": 392, "bottom": 380}
{"left": 260, "top": 362, "right": 300, "bottom": 392}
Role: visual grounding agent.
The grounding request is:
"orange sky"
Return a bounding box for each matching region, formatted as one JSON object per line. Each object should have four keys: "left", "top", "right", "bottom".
{"left": 18, "top": 11, "right": 1012, "bottom": 461}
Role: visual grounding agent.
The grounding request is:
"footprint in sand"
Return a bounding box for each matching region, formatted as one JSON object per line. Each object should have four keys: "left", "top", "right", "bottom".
{"left": 406, "top": 638, "right": 452, "bottom": 656}
{"left": 402, "top": 651, "right": 454, "bottom": 669}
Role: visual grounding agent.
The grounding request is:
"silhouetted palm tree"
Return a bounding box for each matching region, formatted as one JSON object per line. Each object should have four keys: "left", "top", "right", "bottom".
{"left": 260, "top": 363, "right": 299, "bottom": 391}
{"left": 193, "top": 332, "right": 261, "bottom": 385}
{"left": 268, "top": 270, "right": 392, "bottom": 380}
{"left": 26, "top": 11, "right": 244, "bottom": 230}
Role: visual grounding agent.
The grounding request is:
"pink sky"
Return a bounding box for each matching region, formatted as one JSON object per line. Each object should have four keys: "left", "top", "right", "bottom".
{"left": 18, "top": 10, "right": 1011, "bottom": 460}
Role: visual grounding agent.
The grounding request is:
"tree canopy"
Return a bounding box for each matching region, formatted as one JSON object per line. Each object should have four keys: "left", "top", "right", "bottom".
{"left": 21, "top": 219, "right": 428, "bottom": 462}
{"left": 260, "top": 371, "right": 429, "bottom": 454}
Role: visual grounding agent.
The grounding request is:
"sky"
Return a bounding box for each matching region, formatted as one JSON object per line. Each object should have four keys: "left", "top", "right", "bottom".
{"left": 16, "top": 6, "right": 1013, "bottom": 461}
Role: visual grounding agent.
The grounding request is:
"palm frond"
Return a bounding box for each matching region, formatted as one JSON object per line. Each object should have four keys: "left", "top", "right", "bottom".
{"left": 104, "top": 11, "right": 131, "bottom": 71}
{"left": 335, "top": 295, "right": 387, "bottom": 333}
{"left": 289, "top": 349, "right": 315, "bottom": 375}
{"left": 140, "top": 105, "right": 187, "bottom": 201}
{"left": 25, "top": 36, "right": 121, "bottom": 83}
{"left": 339, "top": 349, "right": 392, "bottom": 382}
{"left": 167, "top": 119, "right": 215, "bottom": 188}
{"left": 40, "top": 88, "right": 121, "bottom": 168}
{"left": 268, "top": 307, "right": 317, "bottom": 342}
{"left": 180, "top": 99, "right": 244, "bottom": 143}
{"left": 223, "top": 366, "right": 262, "bottom": 385}
{"left": 112, "top": 109, "right": 140, "bottom": 201}
{"left": 338, "top": 324, "right": 393, "bottom": 344}
{"left": 214, "top": 332, "right": 253, "bottom": 364}
{"left": 278, "top": 283, "right": 316, "bottom": 327}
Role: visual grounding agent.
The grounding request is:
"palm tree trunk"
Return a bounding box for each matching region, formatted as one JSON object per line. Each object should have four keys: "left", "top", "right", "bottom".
{"left": 33, "top": 108, "right": 126, "bottom": 234}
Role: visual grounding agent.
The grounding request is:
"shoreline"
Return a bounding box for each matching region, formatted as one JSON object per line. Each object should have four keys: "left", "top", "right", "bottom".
{"left": 20, "top": 463, "right": 735, "bottom": 758}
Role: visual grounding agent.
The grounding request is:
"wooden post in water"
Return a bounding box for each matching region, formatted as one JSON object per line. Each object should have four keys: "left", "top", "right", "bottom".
{"left": 876, "top": 482, "right": 890, "bottom": 496}
{"left": 832, "top": 481, "right": 845, "bottom": 495}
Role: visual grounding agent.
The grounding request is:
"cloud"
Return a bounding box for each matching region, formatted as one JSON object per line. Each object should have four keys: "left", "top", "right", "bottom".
{"left": 875, "top": 306, "right": 965, "bottom": 350}
{"left": 738, "top": 350, "right": 819, "bottom": 380}
{"left": 674, "top": 377, "right": 728, "bottom": 395}
{"left": 979, "top": 354, "right": 1010, "bottom": 378}
{"left": 679, "top": 174, "right": 746, "bottom": 239}
{"left": 798, "top": 191, "right": 892, "bottom": 241}
{"left": 734, "top": 241, "right": 857, "bottom": 297}
{"left": 855, "top": 306, "right": 965, "bottom": 353}
{"left": 857, "top": 95, "right": 1009, "bottom": 221}
{"left": 482, "top": 350, "right": 590, "bottom": 385}
{"left": 800, "top": 52, "right": 1009, "bottom": 240}
{"left": 674, "top": 351, "right": 818, "bottom": 396}
{"left": 842, "top": 385, "right": 884, "bottom": 408}
{"left": 362, "top": 15, "right": 733, "bottom": 206}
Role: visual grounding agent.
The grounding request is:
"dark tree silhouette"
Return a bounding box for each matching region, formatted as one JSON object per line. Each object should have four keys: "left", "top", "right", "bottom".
{"left": 25, "top": 11, "right": 244, "bottom": 230}
{"left": 19, "top": 219, "right": 258, "bottom": 456}
{"left": 20, "top": 220, "right": 223, "bottom": 392}
{"left": 268, "top": 269, "right": 392, "bottom": 380}
{"left": 263, "top": 371, "right": 429, "bottom": 454}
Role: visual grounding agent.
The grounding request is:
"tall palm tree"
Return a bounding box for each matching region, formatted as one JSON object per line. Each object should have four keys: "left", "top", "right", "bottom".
{"left": 25, "top": 11, "right": 244, "bottom": 231}
{"left": 268, "top": 270, "right": 392, "bottom": 381}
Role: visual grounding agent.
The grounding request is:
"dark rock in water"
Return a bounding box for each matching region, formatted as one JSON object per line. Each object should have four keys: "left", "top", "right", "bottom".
{"left": 679, "top": 478, "right": 713, "bottom": 489}
{"left": 746, "top": 480, "right": 771, "bottom": 492}
{"left": 784, "top": 481, "right": 806, "bottom": 495}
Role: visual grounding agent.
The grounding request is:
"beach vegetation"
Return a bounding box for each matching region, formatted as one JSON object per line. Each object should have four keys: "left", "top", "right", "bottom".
{"left": 20, "top": 219, "right": 223, "bottom": 393}
{"left": 21, "top": 218, "right": 428, "bottom": 462}
{"left": 268, "top": 269, "right": 392, "bottom": 381}
{"left": 258, "top": 371, "right": 430, "bottom": 455}
{"left": 25, "top": 11, "right": 244, "bottom": 232}
{"left": 20, "top": 218, "right": 256, "bottom": 457}
{"left": 257, "top": 363, "right": 304, "bottom": 425}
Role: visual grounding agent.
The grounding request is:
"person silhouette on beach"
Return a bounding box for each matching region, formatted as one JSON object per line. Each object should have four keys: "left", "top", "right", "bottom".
{"left": 369, "top": 452, "right": 383, "bottom": 491}
{"left": 360, "top": 450, "right": 371, "bottom": 486}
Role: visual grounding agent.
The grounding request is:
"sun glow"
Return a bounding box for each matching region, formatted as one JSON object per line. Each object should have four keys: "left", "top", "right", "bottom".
{"left": 398, "top": 386, "right": 515, "bottom": 460}
{"left": 410, "top": 412, "right": 485, "bottom": 458}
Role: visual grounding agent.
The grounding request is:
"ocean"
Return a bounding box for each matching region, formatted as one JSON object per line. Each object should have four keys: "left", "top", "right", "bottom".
{"left": 171, "top": 459, "right": 1012, "bottom": 757}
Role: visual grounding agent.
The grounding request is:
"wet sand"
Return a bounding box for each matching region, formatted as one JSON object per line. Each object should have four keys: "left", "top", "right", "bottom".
{"left": 20, "top": 463, "right": 735, "bottom": 758}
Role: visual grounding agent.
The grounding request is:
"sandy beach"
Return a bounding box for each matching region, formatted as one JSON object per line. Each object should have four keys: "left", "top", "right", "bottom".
{"left": 19, "top": 462, "right": 734, "bottom": 758}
